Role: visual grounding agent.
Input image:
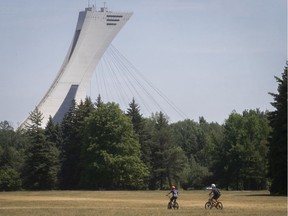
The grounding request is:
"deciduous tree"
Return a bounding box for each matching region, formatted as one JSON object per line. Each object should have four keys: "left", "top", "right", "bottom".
{"left": 80, "top": 102, "right": 149, "bottom": 189}
{"left": 0, "top": 121, "right": 23, "bottom": 190}
{"left": 215, "top": 110, "right": 270, "bottom": 190}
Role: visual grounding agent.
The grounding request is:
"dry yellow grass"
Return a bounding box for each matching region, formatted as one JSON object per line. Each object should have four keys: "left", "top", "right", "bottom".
{"left": 0, "top": 190, "right": 286, "bottom": 216}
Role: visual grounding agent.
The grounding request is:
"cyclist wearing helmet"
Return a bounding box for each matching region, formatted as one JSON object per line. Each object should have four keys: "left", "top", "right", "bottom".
{"left": 167, "top": 185, "right": 179, "bottom": 204}
{"left": 209, "top": 184, "right": 221, "bottom": 202}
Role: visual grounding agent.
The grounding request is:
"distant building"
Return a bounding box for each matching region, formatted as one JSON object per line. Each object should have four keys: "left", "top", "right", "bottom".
{"left": 21, "top": 6, "right": 132, "bottom": 127}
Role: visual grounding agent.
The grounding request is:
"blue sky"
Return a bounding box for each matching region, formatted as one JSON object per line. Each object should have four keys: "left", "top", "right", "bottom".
{"left": 0, "top": 0, "right": 286, "bottom": 127}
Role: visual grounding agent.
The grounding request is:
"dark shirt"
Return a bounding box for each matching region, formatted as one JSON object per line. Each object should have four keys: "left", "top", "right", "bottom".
{"left": 211, "top": 188, "right": 220, "bottom": 198}
{"left": 170, "top": 189, "right": 179, "bottom": 198}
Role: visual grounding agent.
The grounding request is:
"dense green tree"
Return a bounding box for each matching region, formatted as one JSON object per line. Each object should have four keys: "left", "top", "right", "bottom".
{"left": 148, "top": 112, "right": 189, "bottom": 189}
{"left": 148, "top": 112, "right": 170, "bottom": 189}
{"left": 171, "top": 118, "right": 222, "bottom": 189}
{"left": 137, "top": 117, "right": 154, "bottom": 183}
{"left": 126, "top": 98, "right": 152, "bottom": 169}
{"left": 196, "top": 120, "right": 224, "bottom": 185}
{"left": 45, "top": 117, "right": 62, "bottom": 149}
{"left": 77, "top": 98, "right": 95, "bottom": 121}
{"left": 126, "top": 98, "right": 144, "bottom": 135}
{"left": 268, "top": 67, "right": 287, "bottom": 195}
{"left": 194, "top": 117, "right": 215, "bottom": 166}
{"left": 214, "top": 110, "right": 270, "bottom": 190}
{"left": 79, "top": 102, "right": 149, "bottom": 189}
{"left": 0, "top": 168, "right": 22, "bottom": 191}
{"left": 59, "top": 100, "right": 77, "bottom": 189}
{"left": 0, "top": 121, "right": 23, "bottom": 190}
{"left": 95, "top": 94, "right": 104, "bottom": 108}
{"left": 164, "top": 146, "right": 189, "bottom": 188}
{"left": 187, "top": 156, "right": 210, "bottom": 189}
{"left": 22, "top": 108, "right": 60, "bottom": 190}
{"left": 73, "top": 98, "right": 95, "bottom": 187}
{"left": 60, "top": 98, "right": 94, "bottom": 189}
{"left": 0, "top": 121, "right": 14, "bottom": 131}
{"left": 170, "top": 119, "right": 198, "bottom": 158}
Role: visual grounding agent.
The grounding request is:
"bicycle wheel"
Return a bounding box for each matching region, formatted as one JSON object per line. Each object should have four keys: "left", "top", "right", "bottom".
{"left": 216, "top": 201, "right": 223, "bottom": 210}
{"left": 205, "top": 202, "right": 212, "bottom": 209}
{"left": 167, "top": 202, "right": 172, "bottom": 209}
{"left": 173, "top": 202, "right": 179, "bottom": 209}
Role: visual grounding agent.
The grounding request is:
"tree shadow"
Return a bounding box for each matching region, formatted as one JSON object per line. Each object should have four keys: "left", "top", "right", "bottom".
{"left": 239, "top": 193, "right": 286, "bottom": 197}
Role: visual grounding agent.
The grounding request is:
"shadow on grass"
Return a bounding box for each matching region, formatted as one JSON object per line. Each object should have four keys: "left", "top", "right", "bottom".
{"left": 238, "top": 193, "right": 286, "bottom": 197}
{"left": 241, "top": 194, "right": 271, "bottom": 197}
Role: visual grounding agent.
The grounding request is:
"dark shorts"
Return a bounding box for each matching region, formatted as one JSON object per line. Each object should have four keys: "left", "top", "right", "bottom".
{"left": 170, "top": 197, "right": 177, "bottom": 202}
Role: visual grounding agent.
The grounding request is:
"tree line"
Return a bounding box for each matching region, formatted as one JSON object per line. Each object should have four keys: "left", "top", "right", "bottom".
{"left": 0, "top": 67, "right": 286, "bottom": 195}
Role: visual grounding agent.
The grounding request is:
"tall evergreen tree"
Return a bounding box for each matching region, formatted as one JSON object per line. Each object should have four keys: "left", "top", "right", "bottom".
{"left": 148, "top": 112, "right": 188, "bottom": 189}
{"left": 73, "top": 98, "right": 95, "bottom": 187}
{"left": 45, "top": 116, "right": 63, "bottom": 149}
{"left": 60, "top": 98, "right": 94, "bottom": 189}
{"left": 268, "top": 67, "right": 287, "bottom": 195}
{"left": 126, "top": 98, "right": 144, "bottom": 135}
{"left": 126, "top": 98, "right": 152, "bottom": 169}
{"left": 23, "top": 108, "right": 60, "bottom": 190}
{"left": 149, "top": 112, "right": 170, "bottom": 189}
{"left": 59, "top": 100, "right": 77, "bottom": 189}
{"left": 95, "top": 94, "right": 104, "bottom": 108}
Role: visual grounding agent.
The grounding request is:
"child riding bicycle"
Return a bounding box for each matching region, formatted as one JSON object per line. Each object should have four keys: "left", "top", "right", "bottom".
{"left": 209, "top": 184, "right": 221, "bottom": 204}
{"left": 166, "top": 185, "right": 179, "bottom": 204}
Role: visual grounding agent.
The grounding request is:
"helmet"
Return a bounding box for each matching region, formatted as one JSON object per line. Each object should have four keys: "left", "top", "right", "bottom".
{"left": 211, "top": 184, "right": 216, "bottom": 188}
{"left": 171, "top": 185, "right": 176, "bottom": 189}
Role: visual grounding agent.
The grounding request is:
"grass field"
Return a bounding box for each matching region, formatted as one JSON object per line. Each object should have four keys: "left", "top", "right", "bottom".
{"left": 0, "top": 190, "right": 286, "bottom": 216}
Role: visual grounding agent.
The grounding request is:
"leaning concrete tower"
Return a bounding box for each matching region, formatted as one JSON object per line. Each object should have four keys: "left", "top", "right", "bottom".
{"left": 22, "top": 6, "right": 132, "bottom": 127}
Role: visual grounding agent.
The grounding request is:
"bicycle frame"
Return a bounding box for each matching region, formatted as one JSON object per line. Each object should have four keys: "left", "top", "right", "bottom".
{"left": 205, "top": 195, "right": 223, "bottom": 210}
{"left": 167, "top": 195, "right": 179, "bottom": 210}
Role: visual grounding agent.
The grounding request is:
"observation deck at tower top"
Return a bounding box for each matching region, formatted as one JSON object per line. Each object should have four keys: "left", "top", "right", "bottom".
{"left": 85, "top": 3, "right": 120, "bottom": 13}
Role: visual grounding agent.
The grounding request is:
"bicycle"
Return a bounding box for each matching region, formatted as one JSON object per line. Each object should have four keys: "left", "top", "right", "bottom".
{"left": 205, "top": 196, "right": 223, "bottom": 210}
{"left": 167, "top": 195, "right": 179, "bottom": 209}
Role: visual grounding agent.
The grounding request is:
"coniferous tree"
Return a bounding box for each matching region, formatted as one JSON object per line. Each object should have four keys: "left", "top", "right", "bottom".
{"left": 45, "top": 116, "right": 63, "bottom": 149}
{"left": 95, "top": 94, "right": 104, "bottom": 108}
{"left": 126, "top": 98, "right": 152, "bottom": 170}
{"left": 59, "top": 100, "right": 76, "bottom": 189}
{"left": 73, "top": 97, "right": 95, "bottom": 187}
{"left": 268, "top": 67, "right": 287, "bottom": 195}
{"left": 60, "top": 99, "right": 84, "bottom": 189}
{"left": 23, "top": 108, "right": 60, "bottom": 190}
{"left": 148, "top": 112, "right": 188, "bottom": 189}
{"left": 126, "top": 98, "right": 144, "bottom": 135}
{"left": 60, "top": 98, "right": 95, "bottom": 189}
{"left": 149, "top": 112, "right": 170, "bottom": 189}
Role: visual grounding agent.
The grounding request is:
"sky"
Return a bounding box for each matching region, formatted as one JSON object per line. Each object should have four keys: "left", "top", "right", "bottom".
{"left": 0, "top": 0, "right": 286, "bottom": 127}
